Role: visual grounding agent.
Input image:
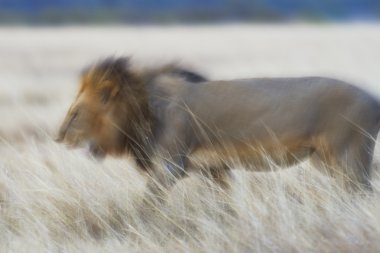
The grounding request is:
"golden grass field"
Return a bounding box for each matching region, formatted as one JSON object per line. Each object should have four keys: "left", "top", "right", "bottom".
{"left": 1, "top": 24, "right": 380, "bottom": 252}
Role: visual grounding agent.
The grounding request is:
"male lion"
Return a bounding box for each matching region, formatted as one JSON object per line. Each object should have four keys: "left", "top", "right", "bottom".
{"left": 57, "top": 57, "right": 380, "bottom": 195}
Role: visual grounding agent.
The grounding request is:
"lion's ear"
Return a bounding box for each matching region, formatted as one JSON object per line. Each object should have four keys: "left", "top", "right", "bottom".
{"left": 112, "top": 57, "right": 130, "bottom": 74}
{"left": 99, "top": 81, "right": 120, "bottom": 105}
{"left": 86, "top": 56, "right": 131, "bottom": 104}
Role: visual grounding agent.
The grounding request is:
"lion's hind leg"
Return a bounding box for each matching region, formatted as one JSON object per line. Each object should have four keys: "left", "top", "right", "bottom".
{"left": 339, "top": 133, "right": 376, "bottom": 192}
{"left": 311, "top": 132, "right": 377, "bottom": 192}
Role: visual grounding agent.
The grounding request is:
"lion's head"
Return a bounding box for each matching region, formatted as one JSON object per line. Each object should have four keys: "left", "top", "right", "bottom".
{"left": 56, "top": 57, "right": 151, "bottom": 159}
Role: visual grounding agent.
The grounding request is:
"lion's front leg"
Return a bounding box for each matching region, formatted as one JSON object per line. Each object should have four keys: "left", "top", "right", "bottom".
{"left": 143, "top": 154, "right": 188, "bottom": 207}
{"left": 142, "top": 111, "right": 192, "bottom": 205}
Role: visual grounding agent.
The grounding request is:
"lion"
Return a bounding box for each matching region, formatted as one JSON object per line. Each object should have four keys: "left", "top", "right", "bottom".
{"left": 57, "top": 56, "right": 380, "bottom": 196}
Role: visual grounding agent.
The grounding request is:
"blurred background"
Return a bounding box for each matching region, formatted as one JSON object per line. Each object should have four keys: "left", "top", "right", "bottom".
{"left": 0, "top": 0, "right": 379, "bottom": 24}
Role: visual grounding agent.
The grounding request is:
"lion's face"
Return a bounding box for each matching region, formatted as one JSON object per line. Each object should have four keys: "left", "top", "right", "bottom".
{"left": 56, "top": 58, "right": 131, "bottom": 159}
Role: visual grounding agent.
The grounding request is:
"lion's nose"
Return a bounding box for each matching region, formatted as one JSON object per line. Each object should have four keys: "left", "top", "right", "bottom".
{"left": 55, "top": 131, "right": 65, "bottom": 143}
{"left": 55, "top": 136, "right": 63, "bottom": 143}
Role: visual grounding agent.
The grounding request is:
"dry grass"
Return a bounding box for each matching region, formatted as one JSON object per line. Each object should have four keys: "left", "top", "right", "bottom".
{"left": 1, "top": 24, "right": 380, "bottom": 252}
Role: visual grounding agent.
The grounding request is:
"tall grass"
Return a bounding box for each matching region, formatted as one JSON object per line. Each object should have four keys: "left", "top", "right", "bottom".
{"left": 1, "top": 141, "right": 380, "bottom": 252}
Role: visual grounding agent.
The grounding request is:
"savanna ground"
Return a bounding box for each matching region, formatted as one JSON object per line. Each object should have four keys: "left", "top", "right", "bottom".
{"left": 1, "top": 24, "right": 380, "bottom": 253}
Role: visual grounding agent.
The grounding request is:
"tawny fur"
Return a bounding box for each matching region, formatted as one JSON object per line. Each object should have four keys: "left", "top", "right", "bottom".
{"left": 57, "top": 57, "right": 380, "bottom": 194}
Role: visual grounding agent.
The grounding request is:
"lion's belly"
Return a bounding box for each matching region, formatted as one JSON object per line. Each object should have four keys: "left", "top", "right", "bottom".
{"left": 188, "top": 137, "right": 314, "bottom": 172}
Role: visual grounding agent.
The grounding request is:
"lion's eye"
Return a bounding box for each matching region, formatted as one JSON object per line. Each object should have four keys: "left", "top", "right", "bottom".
{"left": 71, "top": 112, "right": 79, "bottom": 123}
